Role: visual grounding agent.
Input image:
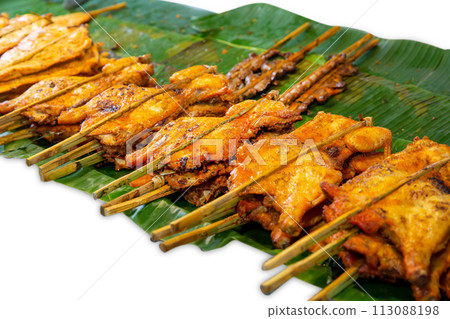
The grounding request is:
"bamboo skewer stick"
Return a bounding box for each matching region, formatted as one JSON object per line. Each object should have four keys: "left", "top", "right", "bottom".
{"left": 260, "top": 228, "right": 358, "bottom": 295}
{"left": 0, "top": 127, "right": 35, "bottom": 145}
{"left": 26, "top": 66, "right": 216, "bottom": 167}
{"left": 93, "top": 98, "right": 265, "bottom": 199}
{"left": 169, "top": 118, "right": 372, "bottom": 234}
{"left": 0, "top": 14, "right": 52, "bottom": 39}
{"left": 159, "top": 212, "right": 246, "bottom": 252}
{"left": 0, "top": 55, "right": 152, "bottom": 126}
{"left": 0, "top": 116, "right": 28, "bottom": 134}
{"left": 262, "top": 22, "right": 310, "bottom": 54}
{"left": 39, "top": 140, "right": 101, "bottom": 174}
{"left": 309, "top": 260, "right": 364, "bottom": 301}
{"left": 100, "top": 175, "right": 166, "bottom": 216}
{"left": 262, "top": 156, "right": 450, "bottom": 270}
{"left": 86, "top": 2, "right": 127, "bottom": 17}
{"left": 151, "top": 196, "right": 240, "bottom": 241}
{"left": 41, "top": 151, "right": 105, "bottom": 181}
{"left": 234, "top": 26, "right": 341, "bottom": 98}
{"left": 102, "top": 185, "right": 175, "bottom": 216}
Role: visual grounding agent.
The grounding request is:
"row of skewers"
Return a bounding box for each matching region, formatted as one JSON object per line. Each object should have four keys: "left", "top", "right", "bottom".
{"left": 0, "top": 4, "right": 448, "bottom": 301}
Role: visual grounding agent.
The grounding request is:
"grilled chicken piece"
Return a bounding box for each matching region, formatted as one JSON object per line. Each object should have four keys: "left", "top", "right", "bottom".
{"left": 323, "top": 137, "right": 450, "bottom": 287}
{"left": 226, "top": 49, "right": 282, "bottom": 92}
{"left": 22, "top": 56, "right": 153, "bottom": 124}
{"left": 0, "top": 25, "right": 92, "bottom": 81}
{"left": 34, "top": 124, "right": 80, "bottom": 143}
{"left": 228, "top": 112, "right": 392, "bottom": 248}
{"left": 85, "top": 85, "right": 182, "bottom": 146}
{"left": 412, "top": 243, "right": 450, "bottom": 301}
{"left": 340, "top": 233, "right": 406, "bottom": 281}
{"left": 126, "top": 98, "right": 301, "bottom": 170}
{"left": 0, "top": 43, "right": 103, "bottom": 96}
{"left": 443, "top": 270, "right": 450, "bottom": 299}
{"left": 0, "top": 14, "right": 51, "bottom": 56}
{"left": 0, "top": 76, "right": 82, "bottom": 115}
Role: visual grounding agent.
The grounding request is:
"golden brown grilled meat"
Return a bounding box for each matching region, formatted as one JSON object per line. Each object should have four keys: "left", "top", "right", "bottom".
{"left": 34, "top": 124, "right": 80, "bottom": 143}
{"left": 127, "top": 98, "right": 301, "bottom": 170}
{"left": 86, "top": 86, "right": 182, "bottom": 147}
{"left": 0, "top": 14, "right": 51, "bottom": 56}
{"left": 290, "top": 62, "right": 358, "bottom": 113}
{"left": 412, "top": 243, "right": 450, "bottom": 301}
{"left": 443, "top": 270, "right": 450, "bottom": 299}
{"left": 340, "top": 233, "right": 406, "bottom": 281}
{"left": 228, "top": 112, "right": 392, "bottom": 248}
{"left": 21, "top": 56, "right": 154, "bottom": 125}
{"left": 0, "top": 76, "right": 83, "bottom": 115}
{"left": 0, "top": 43, "right": 104, "bottom": 96}
{"left": 0, "top": 24, "right": 92, "bottom": 82}
{"left": 183, "top": 175, "right": 229, "bottom": 207}
{"left": 323, "top": 137, "right": 450, "bottom": 287}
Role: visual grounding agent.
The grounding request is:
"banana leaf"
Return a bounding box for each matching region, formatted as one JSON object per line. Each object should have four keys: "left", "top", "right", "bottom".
{"left": 1, "top": 0, "right": 449, "bottom": 301}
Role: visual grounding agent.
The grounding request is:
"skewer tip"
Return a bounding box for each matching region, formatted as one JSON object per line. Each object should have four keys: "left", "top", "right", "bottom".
{"left": 159, "top": 242, "right": 169, "bottom": 253}
{"left": 260, "top": 283, "right": 274, "bottom": 295}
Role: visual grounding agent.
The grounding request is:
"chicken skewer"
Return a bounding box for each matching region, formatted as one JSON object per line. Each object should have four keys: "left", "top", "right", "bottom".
{"left": 263, "top": 138, "right": 450, "bottom": 271}
{"left": 146, "top": 36, "right": 378, "bottom": 239}
{"left": 25, "top": 66, "right": 217, "bottom": 166}
{"left": 153, "top": 112, "right": 390, "bottom": 244}
{"left": 259, "top": 142, "right": 449, "bottom": 298}
{"left": 93, "top": 33, "right": 374, "bottom": 204}
{"left": 34, "top": 26, "right": 337, "bottom": 183}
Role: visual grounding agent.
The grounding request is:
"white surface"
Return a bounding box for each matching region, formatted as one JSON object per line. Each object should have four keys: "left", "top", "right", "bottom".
{"left": 0, "top": 1, "right": 448, "bottom": 319}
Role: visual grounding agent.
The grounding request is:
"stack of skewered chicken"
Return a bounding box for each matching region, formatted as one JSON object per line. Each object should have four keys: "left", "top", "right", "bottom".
{"left": 1, "top": 5, "right": 447, "bottom": 302}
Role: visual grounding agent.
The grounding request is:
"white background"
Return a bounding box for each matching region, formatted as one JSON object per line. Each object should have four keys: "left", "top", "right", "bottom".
{"left": 0, "top": 1, "right": 449, "bottom": 318}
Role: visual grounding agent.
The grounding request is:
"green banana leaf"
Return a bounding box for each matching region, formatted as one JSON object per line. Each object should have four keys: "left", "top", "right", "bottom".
{"left": 1, "top": 0, "right": 449, "bottom": 301}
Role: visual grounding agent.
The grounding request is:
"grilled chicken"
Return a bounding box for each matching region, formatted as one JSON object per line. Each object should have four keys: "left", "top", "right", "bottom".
{"left": 127, "top": 98, "right": 301, "bottom": 170}
{"left": 21, "top": 56, "right": 154, "bottom": 124}
{"left": 412, "top": 243, "right": 450, "bottom": 301}
{"left": 323, "top": 137, "right": 450, "bottom": 287}
{"left": 229, "top": 112, "right": 392, "bottom": 248}
{"left": 0, "top": 14, "right": 51, "bottom": 56}
{"left": 0, "top": 24, "right": 92, "bottom": 81}
{"left": 0, "top": 43, "right": 104, "bottom": 96}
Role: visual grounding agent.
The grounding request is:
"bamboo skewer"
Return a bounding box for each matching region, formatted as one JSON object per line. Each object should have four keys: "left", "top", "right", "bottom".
{"left": 151, "top": 197, "right": 240, "bottom": 241}
{"left": 85, "top": 2, "right": 127, "bottom": 17}
{"left": 169, "top": 118, "right": 372, "bottom": 234}
{"left": 39, "top": 140, "right": 101, "bottom": 174}
{"left": 234, "top": 26, "right": 341, "bottom": 98}
{"left": 263, "top": 22, "right": 310, "bottom": 54}
{"left": 0, "top": 116, "right": 28, "bottom": 134}
{"left": 262, "top": 156, "right": 450, "bottom": 270}
{"left": 100, "top": 175, "right": 166, "bottom": 216}
{"left": 93, "top": 98, "right": 265, "bottom": 199}
{"left": 0, "top": 127, "right": 35, "bottom": 145}
{"left": 26, "top": 66, "right": 216, "bottom": 166}
{"left": 102, "top": 185, "right": 175, "bottom": 216}
{"left": 159, "top": 212, "right": 246, "bottom": 252}
{"left": 40, "top": 151, "right": 105, "bottom": 181}
{"left": 309, "top": 260, "right": 363, "bottom": 301}
{"left": 260, "top": 228, "right": 358, "bottom": 295}
{"left": 0, "top": 54, "right": 152, "bottom": 127}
